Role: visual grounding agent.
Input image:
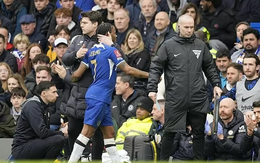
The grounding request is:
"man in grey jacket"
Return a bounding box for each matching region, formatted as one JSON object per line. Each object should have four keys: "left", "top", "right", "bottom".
{"left": 148, "top": 14, "right": 222, "bottom": 160}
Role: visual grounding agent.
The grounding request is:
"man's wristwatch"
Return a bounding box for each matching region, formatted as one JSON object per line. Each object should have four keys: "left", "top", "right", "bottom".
{"left": 253, "top": 127, "right": 258, "bottom": 134}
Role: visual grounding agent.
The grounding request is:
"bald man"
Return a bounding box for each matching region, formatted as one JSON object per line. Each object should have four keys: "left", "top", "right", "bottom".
{"left": 147, "top": 14, "right": 221, "bottom": 160}
{"left": 204, "top": 98, "right": 249, "bottom": 160}
{"left": 145, "top": 11, "right": 175, "bottom": 58}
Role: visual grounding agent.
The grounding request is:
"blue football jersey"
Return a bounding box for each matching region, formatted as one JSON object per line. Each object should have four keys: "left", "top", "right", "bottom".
{"left": 82, "top": 43, "right": 124, "bottom": 104}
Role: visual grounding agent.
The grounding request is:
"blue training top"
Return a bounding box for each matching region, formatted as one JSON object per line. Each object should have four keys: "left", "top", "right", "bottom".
{"left": 82, "top": 43, "right": 124, "bottom": 104}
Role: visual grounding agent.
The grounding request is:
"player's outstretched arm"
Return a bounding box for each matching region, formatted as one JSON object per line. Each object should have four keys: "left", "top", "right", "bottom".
{"left": 118, "top": 61, "right": 149, "bottom": 78}
{"left": 71, "top": 63, "right": 88, "bottom": 82}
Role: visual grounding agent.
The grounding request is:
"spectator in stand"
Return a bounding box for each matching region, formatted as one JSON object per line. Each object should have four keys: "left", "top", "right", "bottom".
{"left": 99, "top": 0, "right": 124, "bottom": 25}
{"left": 115, "top": 97, "right": 153, "bottom": 150}
{"left": 0, "top": 63, "right": 13, "bottom": 92}
{"left": 172, "top": 3, "right": 209, "bottom": 41}
{"left": 10, "top": 87, "right": 26, "bottom": 123}
{"left": 47, "top": 25, "right": 71, "bottom": 62}
{"left": 0, "top": 0, "right": 27, "bottom": 42}
{"left": 0, "top": 98, "right": 16, "bottom": 138}
{"left": 222, "top": 0, "right": 260, "bottom": 23}
{"left": 24, "top": 54, "right": 50, "bottom": 94}
{"left": 125, "top": 0, "right": 141, "bottom": 25}
{"left": 157, "top": 0, "right": 188, "bottom": 23}
{"left": 50, "top": 38, "right": 68, "bottom": 65}
{"left": 47, "top": 8, "right": 76, "bottom": 38}
{"left": 111, "top": 73, "right": 146, "bottom": 128}
{"left": 123, "top": 29, "right": 150, "bottom": 94}
{"left": 7, "top": 73, "right": 28, "bottom": 95}
{"left": 146, "top": 11, "right": 175, "bottom": 59}
{"left": 0, "top": 34, "right": 18, "bottom": 73}
{"left": 12, "top": 81, "right": 66, "bottom": 160}
{"left": 32, "top": 0, "right": 56, "bottom": 36}
{"left": 215, "top": 50, "right": 231, "bottom": 89}
{"left": 11, "top": 33, "right": 30, "bottom": 73}
{"left": 48, "top": 0, "right": 82, "bottom": 37}
{"left": 0, "top": 27, "right": 14, "bottom": 51}
{"left": 200, "top": 0, "right": 236, "bottom": 49}
{"left": 56, "top": 0, "right": 95, "bottom": 12}
{"left": 92, "top": 0, "right": 107, "bottom": 11}
{"left": 230, "top": 21, "right": 249, "bottom": 55}
{"left": 231, "top": 28, "right": 260, "bottom": 63}
{"left": 223, "top": 63, "right": 243, "bottom": 94}
{"left": 19, "top": 14, "right": 48, "bottom": 52}
{"left": 114, "top": 8, "right": 132, "bottom": 48}
{"left": 204, "top": 98, "right": 250, "bottom": 160}
{"left": 21, "top": 43, "right": 43, "bottom": 78}
{"left": 134, "top": 0, "right": 157, "bottom": 41}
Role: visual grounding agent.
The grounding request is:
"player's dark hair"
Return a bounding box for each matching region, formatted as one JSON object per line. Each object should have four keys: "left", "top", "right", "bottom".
{"left": 242, "top": 28, "right": 260, "bottom": 41}
{"left": 117, "top": 72, "right": 135, "bottom": 88}
{"left": 81, "top": 11, "right": 102, "bottom": 26}
{"left": 216, "top": 50, "right": 231, "bottom": 60}
{"left": 243, "top": 53, "right": 260, "bottom": 66}
{"left": 227, "top": 62, "right": 243, "bottom": 74}
{"left": 11, "top": 87, "right": 26, "bottom": 98}
{"left": 32, "top": 54, "right": 50, "bottom": 65}
{"left": 96, "top": 23, "right": 113, "bottom": 35}
{"left": 253, "top": 100, "right": 260, "bottom": 108}
{"left": 36, "top": 81, "right": 56, "bottom": 95}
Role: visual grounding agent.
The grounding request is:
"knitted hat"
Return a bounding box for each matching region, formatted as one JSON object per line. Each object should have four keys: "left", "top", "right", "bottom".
{"left": 137, "top": 97, "right": 154, "bottom": 113}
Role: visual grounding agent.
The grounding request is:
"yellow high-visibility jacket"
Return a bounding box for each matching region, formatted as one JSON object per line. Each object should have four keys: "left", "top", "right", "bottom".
{"left": 116, "top": 116, "right": 152, "bottom": 150}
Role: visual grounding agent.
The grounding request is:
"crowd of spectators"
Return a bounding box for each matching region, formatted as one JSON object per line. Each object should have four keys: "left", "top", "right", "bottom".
{"left": 0, "top": 0, "right": 260, "bottom": 162}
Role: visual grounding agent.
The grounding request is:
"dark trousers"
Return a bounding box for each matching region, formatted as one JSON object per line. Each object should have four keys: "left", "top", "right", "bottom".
{"left": 12, "top": 135, "right": 65, "bottom": 160}
{"left": 161, "top": 111, "right": 206, "bottom": 160}
{"left": 68, "top": 116, "right": 104, "bottom": 160}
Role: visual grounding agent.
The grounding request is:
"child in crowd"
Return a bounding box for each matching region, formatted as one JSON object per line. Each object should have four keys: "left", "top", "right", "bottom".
{"left": 10, "top": 87, "right": 26, "bottom": 123}
{"left": 12, "top": 33, "right": 30, "bottom": 72}
{"left": 115, "top": 97, "right": 153, "bottom": 150}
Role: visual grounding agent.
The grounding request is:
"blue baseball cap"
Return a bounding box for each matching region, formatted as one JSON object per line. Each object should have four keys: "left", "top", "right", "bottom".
{"left": 19, "top": 14, "right": 36, "bottom": 24}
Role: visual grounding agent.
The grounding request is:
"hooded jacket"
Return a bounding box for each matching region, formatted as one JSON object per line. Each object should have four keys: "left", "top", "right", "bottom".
{"left": 147, "top": 33, "right": 220, "bottom": 132}
{"left": 204, "top": 109, "right": 250, "bottom": 160}
{"left": 12, "top": 96, "right": 63, "bottom": 149}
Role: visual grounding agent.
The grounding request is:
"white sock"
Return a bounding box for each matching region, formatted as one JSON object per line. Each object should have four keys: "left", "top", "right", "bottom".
{"left": 68, "top": 134, "right": 90, "bottom": 163}
{"left": 104, "top": 138, "right": 120, "bottom": 163}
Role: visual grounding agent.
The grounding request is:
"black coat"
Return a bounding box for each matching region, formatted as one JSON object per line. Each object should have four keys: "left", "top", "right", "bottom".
{"left": 147, "top": 33, "right": 220, "bottom": 132}
{"left": 32, "top": 3, "right": 56, "bottom": 36}
{"left": 200, "top": 8, "right": 236, "bottom": 49}
{"left": 204, "top": 110, "right": 250, "bottom": 160}
{"left": 111, "top": 90, "right": 146, "bottom": 128}
{"left": 0, "top": 50, "right": 18, "bottom": 73}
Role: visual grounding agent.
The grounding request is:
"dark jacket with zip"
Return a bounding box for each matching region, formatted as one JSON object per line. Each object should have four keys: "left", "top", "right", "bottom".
{"left": 204, "top": 110, "right": 250, "bottom": 160}
{"left": 12, "top": 96, "right": 63, "bottom": 149}
{"left": 111, "top": 90, "right": 146, "bottom": 128}
{"left": 147, "top": 33, "right": 220, "bottom": 132}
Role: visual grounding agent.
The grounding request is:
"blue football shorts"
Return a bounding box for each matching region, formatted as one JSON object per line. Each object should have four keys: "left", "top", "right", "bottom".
{"left": 84, "top": 98, "right": 113, "bottom": 129}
